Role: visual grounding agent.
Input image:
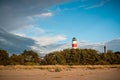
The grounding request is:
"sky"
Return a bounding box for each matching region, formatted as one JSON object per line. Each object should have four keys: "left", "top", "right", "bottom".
{"left": 0, "top": 0, "right": 120, "bottom": 54}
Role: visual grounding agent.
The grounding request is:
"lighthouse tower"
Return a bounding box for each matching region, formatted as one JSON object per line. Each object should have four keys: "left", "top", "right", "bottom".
{"left": 72, "top": 37, "right": 77, "bottom": 49}
{"left": 104, "top": 45, "right": 107, "bottom": 61}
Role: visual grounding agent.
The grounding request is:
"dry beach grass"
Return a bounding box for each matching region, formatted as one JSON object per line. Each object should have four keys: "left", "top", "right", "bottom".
{"left": 0, "top": 65, "right": 120, "bottom": 70}
{"left": 0, "top": 65, "right": 120, "bottom": 80}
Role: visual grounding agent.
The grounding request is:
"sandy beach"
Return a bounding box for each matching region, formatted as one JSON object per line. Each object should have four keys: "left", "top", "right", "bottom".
{"left": 0, "top": 65, "right": 120, "bottom": 80}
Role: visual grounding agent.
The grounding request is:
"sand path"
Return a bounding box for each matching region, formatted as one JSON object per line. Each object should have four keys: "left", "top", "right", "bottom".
{"left": 0, "top": 68, "right": 120, "bottom": 80}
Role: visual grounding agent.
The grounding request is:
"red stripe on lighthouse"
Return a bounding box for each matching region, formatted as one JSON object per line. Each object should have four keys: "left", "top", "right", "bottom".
{"left": 72, "top": 44, "right": 77, "bottom": 47}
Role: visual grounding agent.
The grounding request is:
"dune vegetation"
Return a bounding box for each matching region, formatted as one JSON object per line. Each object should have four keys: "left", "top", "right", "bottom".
{"left": 0, "top": 48, "right": 120, "bottom": 66}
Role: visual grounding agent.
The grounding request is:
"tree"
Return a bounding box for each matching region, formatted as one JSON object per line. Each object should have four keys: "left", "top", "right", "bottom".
{"left": 10, "top": 54, "right": 24, "bottom": 65}
{"left": 21, "top": 50, "right": 40, "bottom": 65}
{"left": 44, "top": 51, "right": 66, "bottom": 65}
{"left": 107, "top": 50, "right": 115, "bottom": 64}
{"left": 0, "top": 49, "right": 9, "bottom": 65}
{"left": 114, "top": 51, "right": 120, "bottom": 64}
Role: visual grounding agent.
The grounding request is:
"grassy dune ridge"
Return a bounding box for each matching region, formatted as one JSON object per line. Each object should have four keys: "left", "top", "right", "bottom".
{"left": 0, "top": 65, "right": 120, "bottom": 70}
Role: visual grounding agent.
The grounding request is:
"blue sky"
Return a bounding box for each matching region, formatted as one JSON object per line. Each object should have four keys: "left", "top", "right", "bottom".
{"left": 0, "top": 0, "right": 120, "bottom": 46}
{"left": 32, "top": 0, "right": 120, "bottom": 44}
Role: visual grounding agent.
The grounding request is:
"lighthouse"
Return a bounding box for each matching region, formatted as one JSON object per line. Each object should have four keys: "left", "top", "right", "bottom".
{"left": 104, "top": 45, "right": 107, "bottom": 61}
{"left": 72, "top": 37, "right": 77, "bottom": 49}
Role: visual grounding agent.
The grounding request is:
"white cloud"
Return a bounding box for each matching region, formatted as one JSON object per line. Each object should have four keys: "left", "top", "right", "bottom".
{"left": 12, "top": 25, "right": 45, "bottom": 37}
{"left": 79, "top": 40, "right": 89, "bottom": 45}
{"left": 12, "top": 24, "right": 67, "bottom": 47}
{"left": 77, "top": 40, "right": 105, "bottom": 52}
{"left": 52, "top": 5, "right": 86, "bottom": 13}
{"left": 14, "top": 33, "right": 26, "bottom": 37}
{"left": 27, "top": 12, "right": 53, "bottom": 21}
{"left": 34, "top": 12, "right": 53, "bottom": 18}
{"left": 33, "top": 35, "right": 66, "bottom": 46}
{"left": 29, "top": 25, "right": 45, "bottom": 34}
{"left": 79, "top": 40, "right": 101, "bottom": 46}
{"left": 30, "top": 46, "right": 43, "bottom": 53}
{"left": 80, "top": 40, "right": 105, "bottom": 46}
{"left": 50, "top": 0, "right": 109, "bottom": 13}
{"left": 85, "top": 0, "right": 110, "bottom": 9}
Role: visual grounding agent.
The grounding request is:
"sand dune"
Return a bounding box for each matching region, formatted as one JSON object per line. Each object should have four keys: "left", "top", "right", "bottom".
{"left": 0, "top": 65, "right": 120, "bottom": 80}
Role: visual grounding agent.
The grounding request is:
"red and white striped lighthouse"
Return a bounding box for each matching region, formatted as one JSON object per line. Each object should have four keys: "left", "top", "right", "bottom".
{"left": 72, "top": 37, "right": 77, "bottom": 49}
